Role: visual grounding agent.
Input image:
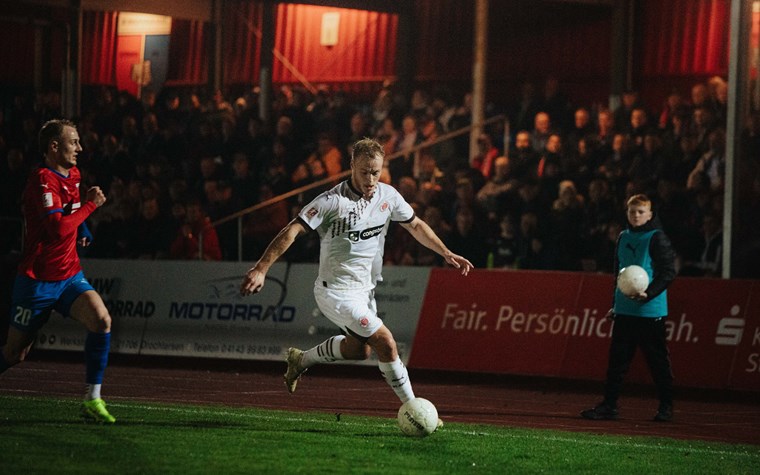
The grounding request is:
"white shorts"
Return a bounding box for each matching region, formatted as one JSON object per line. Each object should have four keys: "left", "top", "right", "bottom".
{"left": 313, "top": 285, "right": 382, "bottom": 340}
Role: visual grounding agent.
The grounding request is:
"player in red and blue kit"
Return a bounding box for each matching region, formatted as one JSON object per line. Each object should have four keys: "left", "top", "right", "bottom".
{"left": 0, "top": 119, "right": 116, "bottom": 423}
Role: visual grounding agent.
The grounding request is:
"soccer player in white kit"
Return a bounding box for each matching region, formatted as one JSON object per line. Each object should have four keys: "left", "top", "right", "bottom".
{"left": 240, "top": 138, "right": 472, "bottom": 412}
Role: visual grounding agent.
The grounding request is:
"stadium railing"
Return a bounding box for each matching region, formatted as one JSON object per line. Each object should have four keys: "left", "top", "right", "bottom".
{"left": 200, "top": 114, "right": 508, "bottom": 261}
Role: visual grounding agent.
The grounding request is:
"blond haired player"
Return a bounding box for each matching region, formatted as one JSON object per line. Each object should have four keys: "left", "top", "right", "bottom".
{"left": 240, "top": 138, "right": 472, "bottom": 419}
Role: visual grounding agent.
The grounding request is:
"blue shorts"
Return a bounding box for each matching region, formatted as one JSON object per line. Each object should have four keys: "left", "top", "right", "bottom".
{"left": 9, "top": 271, "right": 95, "bottom": 332}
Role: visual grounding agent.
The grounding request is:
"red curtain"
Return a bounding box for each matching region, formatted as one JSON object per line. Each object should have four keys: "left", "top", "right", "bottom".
{"left": 640, "top": 0, "right": 729, "bottom": 76}
{"left": 81, "top": 10, "right": 118, "bottom": 85}
{"left": 223, "top": 0, "right": 264, "bottom": 85}
{"left": 167, "top": 19, "right": 209, "bottom": 85}
{"left": 272, "top": 4, "right": 397, "bottom": 85}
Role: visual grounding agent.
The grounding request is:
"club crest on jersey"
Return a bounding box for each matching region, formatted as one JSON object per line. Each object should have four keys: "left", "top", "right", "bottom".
{"left": 360, "top": 317, "right": 369, "bottom": 328}
{"left": 381, "top": 202, "right": 389, "bottom": 212}
{"left": 348, "top": 224, "right": 384, "bottom": 242}
{"left": 306, "top": 207, "right": 318, "bottom": 218}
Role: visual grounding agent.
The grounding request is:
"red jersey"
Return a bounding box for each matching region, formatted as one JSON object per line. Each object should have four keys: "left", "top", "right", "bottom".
{"left": 18, "top": 166, "right": 96, "bottom": 281}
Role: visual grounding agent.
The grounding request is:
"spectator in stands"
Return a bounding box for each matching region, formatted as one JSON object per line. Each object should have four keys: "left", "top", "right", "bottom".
{"left": 510, "top": 130, "right": 539, "bottom": 182}
{"left": 420, "top": 115, "right": 458, "bottom": 174}
{"left": 708, "top": 76, "right": 728, "bottom": 126}
{"left": 415, "top": 205, "right": 450, "bottom": 267}
{"left": 258, "top": 138, "right": 292, "bottom": 196}
{"left": 687, "top": 128, "right": 725, "bottom": 193}
{"left": 477, "top": 155, "right": 517, "bottom": 221}
{"left": 515, "top": 210, "right": 552, "bottom": 269}
{"left": 471, "top": 132, "right": 500, "bottom": 178}
{"left": 488, "top": 213, "right": 519, "bottom": 269}
{"left": 448, "top": 176, "right": 488, "bottom": 233}
{"left": 613, "top": 90, "right": 644, "bottom": 132}
{"left": 690, "top": 82, "right": 714, "bottom": 114}
{"left": 204, "top": 179, "right": 237, "bottom": 260}
{"left": 627, "top": 131, "right": 663, "bottom": 193}
{"left": 230, "top": 151, "right": 259, "bottom": 211}
{"left": 567, "top": 107, "right": 593, "bottom": 151}
{"left": 531, "top": 112, "right": 553, "bottom": 154}
{"left": 657, "top": 90, "right": 687, "bottom": 131}
{"left": 540, "top": 76, "right": 572, "bottom": 131}
{"left": 416, "top": 148, "right": 444, "bottom": 188}
{"left": 690, "top": 106, "right": 716, "bottom": 156}
{"left": 374, "top": 117, "right": 400, "bottom": 158}
{"left": 131, "top": 196, "right": 173, "bottom": 259}
{"left": 446, "top": 206, "right": 488, "bottom": 268}
{"left": 243, "top": 183, "right": 290, "bottom": 260}
{"left": 548, "top": 180, "right": 585, "bottom": 270}
{"left": 583, "top": 177, "right": 618, "bottom": 255}
{"left": 627, "top": 107, "right": 652, "bottom": 152}
{"left": 590, "top": 108, "right": 616, "bottom": 157}
{"left": 680, "top": 212, "right": 722, "bottom": 277}
{"left": 599, "top": 133, "right": 633, "bottom": 201}
{"left": 389, "top": 114, "right": 422, "bottom": 183}
{"left": 343, "top": 112, "right": 371, "bottom": 167}
{"left": 170, "top": 199, "right": 222, "bottom": 261}
{"left": 513, "top": 81, "right": 542, "bottom": 132}
{"left": 590, "top": 220, "right": 623, "bottom": 273}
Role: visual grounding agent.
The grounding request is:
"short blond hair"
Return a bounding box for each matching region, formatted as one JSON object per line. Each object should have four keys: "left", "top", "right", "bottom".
{"left": 626, "top": 193, "right": 651, "bottom": 209}
{"left": 351, "top": 138, "right": 384, "bottom": 163}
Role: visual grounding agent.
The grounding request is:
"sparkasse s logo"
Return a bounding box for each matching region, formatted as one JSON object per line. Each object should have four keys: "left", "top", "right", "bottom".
{"left": 715, "top": 305, "right": 744, "bottom": 346}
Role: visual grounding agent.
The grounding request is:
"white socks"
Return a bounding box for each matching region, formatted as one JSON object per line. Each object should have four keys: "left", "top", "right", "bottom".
{"left": 86, "top": 383, "right": 102, "bottom": 401}
{"left": 301, "top": 335, "right": 346, "bottom": 368}
{"left": 301, "top": 337, "right": 415, "bottom": 403}
{"left": 379, "top": 358, "right": 415, "bottom": 403}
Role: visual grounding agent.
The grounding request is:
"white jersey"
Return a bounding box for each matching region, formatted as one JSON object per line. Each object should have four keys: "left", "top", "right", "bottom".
{"left": 298, "top": 180, "right": 414, "bottom": 291}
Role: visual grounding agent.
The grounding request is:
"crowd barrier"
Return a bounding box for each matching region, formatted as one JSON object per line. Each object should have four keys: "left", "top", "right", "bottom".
{"left": 36, "top": 260, "right": 759, "bottom": 391}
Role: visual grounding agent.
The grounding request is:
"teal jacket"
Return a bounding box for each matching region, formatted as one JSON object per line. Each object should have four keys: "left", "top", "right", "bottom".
{"left": 613, "top": 214, "right": 677, "bottom": 318}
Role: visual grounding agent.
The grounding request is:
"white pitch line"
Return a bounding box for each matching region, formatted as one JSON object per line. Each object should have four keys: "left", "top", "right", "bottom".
{"left": 3, "top": 395, "right": 758, "bottom": 459}
{"left": 103, "top": 401, "right": 760, "bottom": 459}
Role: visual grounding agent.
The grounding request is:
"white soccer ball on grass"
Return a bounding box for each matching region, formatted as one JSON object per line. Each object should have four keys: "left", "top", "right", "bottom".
{"left": 617, "top": 265, "right": 649, "bottom": 297}
{"left": 397, "top": 397, "right": 439, "bottom": 437}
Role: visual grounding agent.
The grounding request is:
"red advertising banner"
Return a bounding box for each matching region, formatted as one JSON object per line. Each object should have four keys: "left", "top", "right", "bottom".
{"left": 411, "top": 269, "right": 760, "bottom": 391}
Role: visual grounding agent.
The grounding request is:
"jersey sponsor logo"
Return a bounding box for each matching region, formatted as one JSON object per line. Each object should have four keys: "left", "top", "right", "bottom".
{"left": 348, "top": 224, "right": 384, "bottom": 242}
{"left": 42, "top": 192, "right": 53, "bottom": 208}
{"left": 360, "top": 317, "right": 369, "bottom": 328}
{"left": 306, "top": 207, "right": 318, "bottom": 218}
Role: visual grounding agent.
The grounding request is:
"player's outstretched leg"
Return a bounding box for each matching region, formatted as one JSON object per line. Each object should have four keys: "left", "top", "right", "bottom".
{"left": 285, "top": 335, "right": 348, "bottom": 393}
{"left": 81, "top": 331, "right": 115, "bottom": 424}
{"left": 284, "top": 347, "right": 306, "bottom": 393}
{"left": 378, "top": 357, "right": 415, "bottom": 403}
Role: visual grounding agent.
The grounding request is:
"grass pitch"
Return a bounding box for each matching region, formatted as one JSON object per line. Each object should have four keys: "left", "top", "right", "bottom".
{"left": 0, "top": 395, "right": 758, "bottom": 474}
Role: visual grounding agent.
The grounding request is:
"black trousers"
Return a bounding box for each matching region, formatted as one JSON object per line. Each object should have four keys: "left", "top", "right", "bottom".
{"left": 603, "top": 315, "right": 674, "bottom": 406}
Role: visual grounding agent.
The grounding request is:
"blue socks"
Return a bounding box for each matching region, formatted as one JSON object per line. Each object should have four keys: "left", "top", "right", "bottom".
{"left": 84, "top": 332, "right": 111, "bottom": 385}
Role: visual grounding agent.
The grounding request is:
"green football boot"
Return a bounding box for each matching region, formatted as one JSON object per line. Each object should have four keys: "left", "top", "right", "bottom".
{"left": 81, "top": 398, "right": 116, "bottom": 424}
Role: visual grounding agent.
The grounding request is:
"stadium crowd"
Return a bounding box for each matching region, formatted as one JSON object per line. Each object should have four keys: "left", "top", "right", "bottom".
{"left": 1, "top": 76, "right": 759, "bottom": 277}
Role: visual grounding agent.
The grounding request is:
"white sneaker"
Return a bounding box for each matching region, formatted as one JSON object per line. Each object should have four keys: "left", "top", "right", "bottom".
{"left": 284, "top": 347, "right": 306, "bottom": 393}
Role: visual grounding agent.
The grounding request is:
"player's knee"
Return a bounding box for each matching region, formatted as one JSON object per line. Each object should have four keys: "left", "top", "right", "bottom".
{"left": 93, "top": 311, "right": 112, "bottom": 332}
{"left": 341, "top": 340, "right": 372, "bottom": 360}
{"left": 370, "top": 333, "right": 397, "bottom": 361}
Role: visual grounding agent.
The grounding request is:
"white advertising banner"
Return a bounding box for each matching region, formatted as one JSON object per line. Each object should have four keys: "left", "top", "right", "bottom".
{"left": 36, "top": 260, "right": 430, "bottom": 365}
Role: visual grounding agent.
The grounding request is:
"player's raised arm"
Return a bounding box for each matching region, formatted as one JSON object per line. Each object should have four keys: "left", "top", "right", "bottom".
{"left": 400, "top": 216, "right": 473, "bottom": 275}
{"left": 240, "top": 218, "right": 307, "bottom": 295}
